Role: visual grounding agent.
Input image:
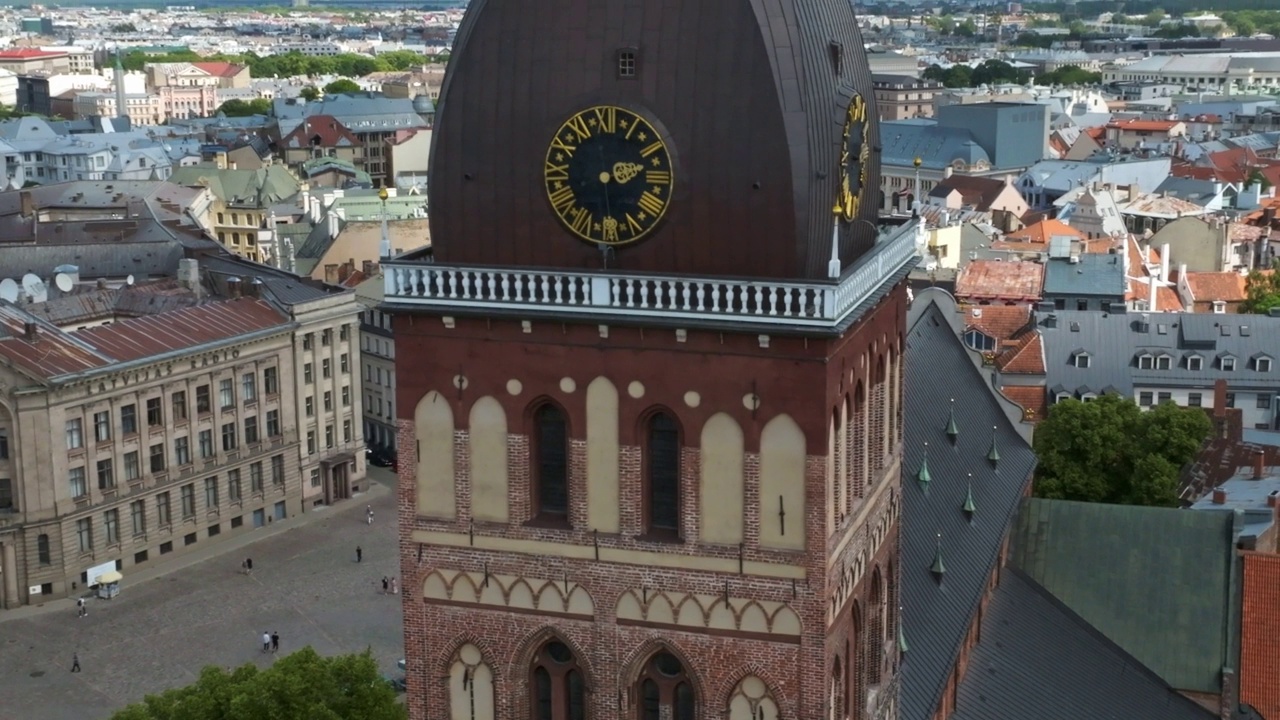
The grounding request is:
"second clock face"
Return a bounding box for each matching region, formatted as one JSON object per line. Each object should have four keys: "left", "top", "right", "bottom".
{"left": 544, "top": 105, "right": 673, "bottom": 246}
{"left": 837, "top": 94, "right": 870, "bottom": 222}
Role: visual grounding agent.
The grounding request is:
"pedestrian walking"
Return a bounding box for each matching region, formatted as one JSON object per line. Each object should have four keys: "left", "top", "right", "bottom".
{"left": 271, "top": 632, "right": 280, "bottom": 653}
{"left": 71, "top": 653, "right": 80, "bottom": 673}
{"left": 356, "top": 545, "right": 363, "bottom": 562}
{"left": 261, "top": 631, "right": 271, "bottom": 653}
{"left": 246, "top": 558, "right": 253, "bottom": 574}
{"left": 76, "top": 597, "right": 86, "bottom": 618}
{"left": 391, "top": 577, "right": 398, "bottom": 595}
{"left": 366, "top": 505, "right": 373, "bottom": 525}
{"left": 381, "top": 577, "right": 389, "bottom": 594}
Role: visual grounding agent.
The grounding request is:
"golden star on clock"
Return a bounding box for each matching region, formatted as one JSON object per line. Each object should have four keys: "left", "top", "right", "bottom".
{"left": 637, "top": 132, "right": 648, "bottom": 141}
{"left": 619, "top": 119, "right": 629, "bottom": 128}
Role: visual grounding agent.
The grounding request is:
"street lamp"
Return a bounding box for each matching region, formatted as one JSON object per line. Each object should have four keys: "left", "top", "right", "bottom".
{"left": 912, "top": 157, "right": 923, "bottom": 216}
{"left": 378, "top": 186, "right": 390, "bottom": 261}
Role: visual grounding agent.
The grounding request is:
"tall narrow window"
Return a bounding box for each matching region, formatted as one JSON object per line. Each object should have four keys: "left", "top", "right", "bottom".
{"left": 535, "top": 404, "right": 569, "bottom": 519}
{"left": 636, "top": 651, "right": 695, "bottom": 720}
{"left": 646, "top": 412, "right": 681, "bottom": 535}
{"left": 617, "top": 48, "right": 638, "bottom": 78}
{"left": 530, "top": 640, "right": 586, "bottom": 720}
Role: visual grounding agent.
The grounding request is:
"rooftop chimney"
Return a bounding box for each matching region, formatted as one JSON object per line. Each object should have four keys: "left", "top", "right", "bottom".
{"left": 246, "top": 278, "right": 264, "bottom": 299}
{"left": 324, "top": 264, "right": 339, "bottom": 284}
{"left": 19, "top": 189, "right": 33, "bottom": 218}
{"left": 1212, "top": 488, "right": 1227, "bottom": 505}
{"left": 226, "top": 276, "right": 242, "bottom": 299}
{"left": 1254, "top": 451, "right": 1267, "bottom": 481}
{"left": 1213, "top": 379, "right": 1228, "bottom": 418}
{"left": 177, "top": 258, "right": 200, "bottom": 294}
{"left": 23, "top": 321, "right": 37, "bottom": 342}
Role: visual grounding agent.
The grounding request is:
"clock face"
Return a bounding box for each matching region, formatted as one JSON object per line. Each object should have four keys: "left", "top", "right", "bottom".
{"left": 544, "top": 105, "right": 674, "bottom": 246}
{"left": 836, "top": 94, "right": 871, "bottom": 222}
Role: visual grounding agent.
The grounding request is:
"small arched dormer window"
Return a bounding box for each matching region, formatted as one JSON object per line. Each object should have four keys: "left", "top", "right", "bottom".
{"left": 531, "top": 640, "right": 586, "bottom": 720}
{"left": 645, "top": 412, "right": 682, "bottom": 537}
{"left": 534, "top": 403, "right": 569, "bottom": 522}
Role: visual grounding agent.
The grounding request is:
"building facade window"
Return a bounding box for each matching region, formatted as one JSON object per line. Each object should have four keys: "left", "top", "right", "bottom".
{"left": 645, "top": 412, "right": 682, "bottom": 536}
{"left": 37, "top": 534, "right": 51, "bottom": 565}
{"left": 123, "top": 451, "right": 140, "bottom": 481}
{"left": 267, "top": 410, "right": 280, "bottom": 437}
{"left": 175, "top": 436, "right": 191, "bottom": 466}
{"left": 1258, "top": 358, "right": 1273, "bottom": 373}
{"left": 104, "top": 508, "right": 120, "bottom": 545}
{"left": 304, "top": 363, "right": 314, "bottom": 384}
{"left": 264, "top": 367, "right": 279, "bottom": 395}
{"left": 131, "top": 500, "right": 146, "bottom": 536}
{"left": 1139, "top": 391, "right": 1153, "bottom": 406}
{"left": 271, "top": 455, "right": 285, "bottom": 486}
{"left": 1258, "top": 394, "right": 1273, "bottom": 410}
{"left": 66, "top": 418, "right": 83, "bottom": 449}
{"left": 121, "top": 404, "right": 138, "bottom": 435}
{"left": 228, "top": 469, "right": 242, "bottom": 501}
{"left": 1189, "top": 393, "right": 1202, "bottom": 407}
{"left": 306, "top": 396, "right": 315, "bottom": 417}
{"left": 636, "top": 652, "right": 695, "bottom": 720}
{"left": 245, "top": 416, "right": 259, "bottom": 445}
{"left": 147, "top": 397, "right": 164, "bottom": 427}
{"left": 341, "top": 353, "right": 350, "bottom": 373}
{"left": 242, "top": 373, "right": 257, "bottom": 403}
{"left": 1157, "top": 391, "right": 1172, "bottom": 404}
{"left": 531, "top": 640, "right": 586, "bottom": 720}
{"left": 205, "top": 477, "right": 219, "bottom": 508}
{"left": 157, "top": 492, "right": 171, "bottom": 526}
{"left": 323, "top": 359, "right": 332, "bottom": 379}
{"left": 70, "top": 466, "right": 87, "bottom": 498}
{"left": 221, "top": 423, "right": 237, "bottom": 451}
{"left": 534, "top": 404, "right": 569, "bottom": 521}
{"left": 617, "top": 48, "right": 638, "bottom": 78}
{"left": 96, "top": 459, "right": 114, "bottom": 490}
{"left": 76, "top": 518, "right": 93, "bottom": 553}
{"left": 150, "top": 443, "right": 166, "bottom": 473}
{"left": 307, "top": 431, "right": 317, "bottom": 455}
{"left": 94, "top": 411, "right": 111, "bottom": 442}
{"left": 181, "top": 484, "right": 196, "bottom": 518}
{"left": 342, "top": 386, "right": 351, "bottom": 406}
{"left": 219, "top": 379, "right": 235, "bottom": 409}
{"left": 324, "top": 391, "right": 333, "bottom": 412}
{"left": 172, "top": 391, "right": 188, "bottom": 421}
{"left": 1188, "top": 356, "right": 1203, "bottom": 371}
{"left": 199, "top": 430, "right": 214, "bottom": 459}
{"left": 196, "top": 385, "right": 211, "bottom": 414}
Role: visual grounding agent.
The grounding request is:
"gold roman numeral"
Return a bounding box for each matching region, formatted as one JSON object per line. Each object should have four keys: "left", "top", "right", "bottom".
{"left": 566, "top": 115, "right": 592, "bottom": 140}
{"left": 594, "top": 106, "right": 616, "bottom": 134}
{"left": 625, "top": 213, "right": 643, "bottom": 234}
{"left": 545, "top": 161, "right": 569, "bottom": 182}
{"left": 550, "top": 137, "right": 577, "bottom": 156}
{"left": 640, "top": 141, "right": 665, "bottom": 158}
{"left": 569, "top": 207, "right": 592, "bottom": 236}
{"left": 549, "top": 186, "right": 576, "bottom": 214}
{"left": 646, "top": 170, "right": 671, "bottom": 185}
{"left": 638, "top": 191, "right": 664, "bottom": 216}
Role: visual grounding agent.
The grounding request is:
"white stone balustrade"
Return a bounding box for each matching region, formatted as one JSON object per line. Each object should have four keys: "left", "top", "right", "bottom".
{"left": 383, "top": 220, "right": 920, "bottom": 329}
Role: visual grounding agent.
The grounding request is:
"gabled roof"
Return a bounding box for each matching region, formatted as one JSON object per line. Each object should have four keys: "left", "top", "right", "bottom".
{"left": 1005, "top": 219, "right": 1083, "bottom": 244}
{"left": 951, "top": 568, "right": 1215, "bottom": 720}
{"left": 963, "top": 305, "right": 1030, "bottom": 344}
{"left": 901, "top": 289, "right": 1038, "bottom": 720}
{"left": 281, "top": 114, "right": 362, "bottom": 150}
{"left": 927, "top": 174, "right": 1011, "bottom": 211}
{"left": 996, "top": 333, "right": 1045, "bottom": 374}
{"left": 1010, "top": 498, "right": 1236, "bottom": 694}
{"left": 1184, "top": 271, "right": 1249, "bottom": 303}
{"left": 999, "top": 385, "right": 1047, "bottom": 422}
{"left": 1105, "top": 118, "right": 1184, "bottom": 133}
{"left": 191, "top": 61, "right": 246, "bottom": 77}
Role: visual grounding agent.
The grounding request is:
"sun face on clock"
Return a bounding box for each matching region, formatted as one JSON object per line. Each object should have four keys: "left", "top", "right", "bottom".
{"left": 544, "top": 105, "right": 673, "bottom": 246}
{"left": 835, "top": 93, "right": 871, "bottom": 222}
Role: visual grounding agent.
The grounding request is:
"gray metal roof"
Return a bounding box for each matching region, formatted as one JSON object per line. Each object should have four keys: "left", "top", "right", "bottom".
{"left": 951, "top": 568, "right": 1215, "bottom": 720}
{"left": 1039, "top": 310, "right": 1280, "bottom": 398}
{"left": 0, "top": 242, "right": 184, "bottom": 280}
{"left": 881, "top": 120, "right": 992, "bottom": 170}
{"left": 901, "top": 289, "right": 1038, "bottom": 720}
{"left": 199, "top": 254, "right": 349, "bottom": 307}
{"left": 1040, "top": 254, "right": 1127, "bottom": 299}
{"left": 1153, "top": 176, "right": 1223, "bottom": 207}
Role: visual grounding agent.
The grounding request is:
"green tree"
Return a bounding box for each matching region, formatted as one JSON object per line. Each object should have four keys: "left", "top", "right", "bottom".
{"left": 970, "top": 59, "right": 1030, "bottom": 86}
{"left": 299, "top": 85, "right": 322, "bottom": 102}
{"left": 922, "top": 63, "right": 975, "bottom": 88}
{"left": 1154, "top": 23, "right": 1201, "bottom": 38}
{"left": 956, "top": 19, "right": 978, "bottom": 36}
{"left": 1033, "top": 393, "right": 1211, "bottom": 507}
{"left": 1112, "top": 13, "right": 1130, "bottom": 25}
{"left": 1241, "top": 261, "right": 1280, "bottom": 315}
{"left": 1037, "top": 64, "right": 1104, "bottom": 85}
{"left": 216, "top": 98, "right": 271, "bottom": 117}
{"left": 324, "top": 78, "right": 363, "bottom": 94}
{"left": 110, "top": 648, "right": 404, "bottom": 720}
{"left": 1145, "top": 7, "right": 1167, "bottom": 25}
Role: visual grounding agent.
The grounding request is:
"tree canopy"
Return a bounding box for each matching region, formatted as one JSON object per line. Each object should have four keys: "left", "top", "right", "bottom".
{"left": 923, "top": 59, "right": 1031, "bottom": 89}
{"left": 323, "top": 79, "right": 363, "bottom": 95}
{"left": 1242, "top": 261, "right": 1280, "bottom": 315}
{"left": 216, "top": 98, "right": 272, "bottom": 118}
{"left": 109, "top": 648, "right": 405, "bottom": 720}
{"left": 1036, "top": 64, "right": 1103, "bottom": 86}
{"left": 1033, "top": 394, "right": 1212, "bottom": 507}
{"left": 120, "top": 49, "right": 445, "bottom": 79}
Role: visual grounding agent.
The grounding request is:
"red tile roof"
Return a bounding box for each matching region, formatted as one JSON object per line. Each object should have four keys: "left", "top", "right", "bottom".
{"left": 0, "top": 48, "right": 68, "bottom": 59}
{"left": 1184, "top": 271, "right": 1248, "bottom": 303}
{"left": 996, "top": 333, "right": 1045, "bottom": 375}
{"left": 0, "top": 298, "right": 289, "bottom": 381}
{"left": 1005, "top": 219, "right": 1084, "bottom": 244}
{"left": 955, "top": 260, "right": 1044, "bottom": 302}
{"left": 1105, "top": 118, "right": 1183, "bottom": 133}
{"left": 282, "top": 114, "right": 362, "bottom": 149}
{"left": 963, "top": 305, "right": 1030, "bottom": 344}
{"left": 192, "top": 61, "right": 245, "bottom": 77}
{"left": 1000, "top": 385, "right": 1048, "bottom": 423}
{"left": 1242, "top": 552, "right": 1280, "bottom": 720}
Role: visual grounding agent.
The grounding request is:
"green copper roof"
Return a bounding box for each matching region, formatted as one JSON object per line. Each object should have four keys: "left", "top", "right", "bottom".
{"left": 963, "top": 480, "right": 976, "bottom": 516}
{"left": 946, "top": 400, "right": 959, "bottom": 439}
{"left": 898, "top": 619, "right": 909, "bottom": 653}
{"left": 917, "top": 443, "right": 932, "bottom": 488}
{"left": 987, "top": 425, "right": 1000, "bottom": 464}
{"left": 930, "top": 535, "right": 946, "bottom": 577}
{"left": 1010, "top": 498, "right": 1236, "bottom": 694}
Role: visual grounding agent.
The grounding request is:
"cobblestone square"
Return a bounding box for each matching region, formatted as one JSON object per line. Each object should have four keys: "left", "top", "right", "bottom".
{"left": 0, "top": 469, "right": 404, "bottom": 720}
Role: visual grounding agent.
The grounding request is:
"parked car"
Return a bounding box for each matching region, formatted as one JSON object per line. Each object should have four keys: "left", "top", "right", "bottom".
{"left": 366, "top": 448, "right": 394, "bottom": 468}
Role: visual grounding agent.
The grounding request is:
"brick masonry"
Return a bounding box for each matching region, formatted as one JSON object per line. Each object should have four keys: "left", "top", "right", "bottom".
{"left": 394, "top": 282, "right": 908, "bottom": 719}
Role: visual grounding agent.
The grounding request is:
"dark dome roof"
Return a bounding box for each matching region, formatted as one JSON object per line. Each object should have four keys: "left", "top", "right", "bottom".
{"left": 412, "top": 94, "right": 434, "bottom": 114}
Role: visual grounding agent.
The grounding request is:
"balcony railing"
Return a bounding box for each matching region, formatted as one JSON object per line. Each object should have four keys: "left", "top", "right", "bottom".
{"left": 382, "top": 220, "right": 922, "bottom": 329}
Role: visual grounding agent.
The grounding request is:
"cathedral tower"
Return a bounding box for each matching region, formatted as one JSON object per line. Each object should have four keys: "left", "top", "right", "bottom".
{"left": 387, "top": 1, "right": 918, "bottom": 718}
